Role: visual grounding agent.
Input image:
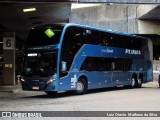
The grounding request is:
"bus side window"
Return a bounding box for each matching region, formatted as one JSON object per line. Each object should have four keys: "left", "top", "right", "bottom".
{"left": 86, "top": 29, "right": 102, "bottom": 45}
{"left": 60, "top": 26, "right": 86, "bottom": 77}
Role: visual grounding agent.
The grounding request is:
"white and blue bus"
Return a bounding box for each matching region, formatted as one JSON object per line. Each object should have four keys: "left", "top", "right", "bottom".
{"left": 21, "top": 23, "right": 153, "bottom": 95}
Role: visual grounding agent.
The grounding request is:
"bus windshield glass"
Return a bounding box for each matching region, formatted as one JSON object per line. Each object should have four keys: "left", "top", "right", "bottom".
{"left": 25, "top": 24, "right": 64, "bottom": 47}
{"left": 23, "top": 50, "right": 58, "bottom": 77}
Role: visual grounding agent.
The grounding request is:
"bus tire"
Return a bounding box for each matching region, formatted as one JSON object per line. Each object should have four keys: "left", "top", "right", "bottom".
{"left": 45, "top": 91, "right": 57, "bottom": 96}
{"left": 131, "top": 76, "right": 137, "bottom": 88}
{"left": 137, "top": 76, "right": 143, "bottom": 88}
{"left": 74, "top": 78, "right": 87, "bottom": 95}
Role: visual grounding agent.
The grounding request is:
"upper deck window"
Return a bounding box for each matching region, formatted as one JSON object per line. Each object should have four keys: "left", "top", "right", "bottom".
{"left": 25, "top": 24, "right": 64, "bottom": 47}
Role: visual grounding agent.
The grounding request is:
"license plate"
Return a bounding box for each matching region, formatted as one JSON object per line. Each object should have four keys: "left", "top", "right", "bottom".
{"left": 32, "top": 86, "right": 39, "bottom": 90}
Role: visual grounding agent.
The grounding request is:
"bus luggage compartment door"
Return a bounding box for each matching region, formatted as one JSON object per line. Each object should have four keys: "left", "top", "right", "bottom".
{"left": 112, "top": 71, "right": 130, "bottom": 87}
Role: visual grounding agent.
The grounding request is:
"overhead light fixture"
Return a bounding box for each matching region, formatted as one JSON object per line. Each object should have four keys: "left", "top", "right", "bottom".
{"left": 71, "top": 3, "right": 100, "bottom": 9}
{"left": 23, "top": 8, "right": 36, "bottom": 13}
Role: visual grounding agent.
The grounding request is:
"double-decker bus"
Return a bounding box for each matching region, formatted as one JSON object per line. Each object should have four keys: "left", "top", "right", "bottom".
{"left": 21, "top": 23, "right": 153, "bottom": 95}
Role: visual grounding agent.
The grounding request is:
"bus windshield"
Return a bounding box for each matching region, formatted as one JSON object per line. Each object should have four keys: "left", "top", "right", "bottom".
{"left": 25, "top": 24, "right": 64, "bottom": 47}
{"left": 23, "top": 50, "right": 58, "bottom": 77}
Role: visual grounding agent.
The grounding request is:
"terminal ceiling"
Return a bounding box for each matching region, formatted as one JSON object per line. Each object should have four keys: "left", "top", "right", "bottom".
{"left": 0, "top": 2, "right": 71, "bottom": 51}
{"left": 0, "top": 1, "right": 160, "bottom": 51}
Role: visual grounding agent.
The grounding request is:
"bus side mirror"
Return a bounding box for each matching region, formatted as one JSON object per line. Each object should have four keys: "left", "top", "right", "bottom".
{"left": 61, "top": 61, "right": 67, "bottom": 72}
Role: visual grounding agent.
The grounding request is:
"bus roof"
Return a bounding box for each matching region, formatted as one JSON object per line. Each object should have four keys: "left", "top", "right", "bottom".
{"left": 64, "top": 23, "right": 148, "bottom": 40}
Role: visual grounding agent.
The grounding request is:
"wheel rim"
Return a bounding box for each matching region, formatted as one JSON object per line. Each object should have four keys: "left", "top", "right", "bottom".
{"left": 77, "top": 81, "right": 84, "bottom": 92}
{"left": 132, "top": 78, "right": 135, "bottom": 87}
{"left": 138, "top": 79, "right": 142, "bottom": 85}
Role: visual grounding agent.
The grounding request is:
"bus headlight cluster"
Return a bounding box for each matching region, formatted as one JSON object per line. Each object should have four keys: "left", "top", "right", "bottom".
{"left": 21, "top": 79, "right": 25, "bottom": 82}
{"left": 47, "top": 78, "right": 55, "bottom": 84}
{"left": 21, "top": 77, "right": 25, "bottom": 82}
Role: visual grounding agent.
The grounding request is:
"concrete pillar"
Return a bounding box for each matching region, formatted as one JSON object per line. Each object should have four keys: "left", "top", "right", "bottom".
{"left": 3, "top": 32, "right": 16, "bottom": 86}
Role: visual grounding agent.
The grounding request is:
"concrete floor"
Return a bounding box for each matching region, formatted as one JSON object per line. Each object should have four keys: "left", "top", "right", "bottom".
{"left": 0, "top": 81, "right": 160, "bottom": 120}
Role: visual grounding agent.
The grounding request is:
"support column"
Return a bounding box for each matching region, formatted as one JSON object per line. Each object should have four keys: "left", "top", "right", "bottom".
{"left": 3, "top": 32, "right": 15, "bottom": 86}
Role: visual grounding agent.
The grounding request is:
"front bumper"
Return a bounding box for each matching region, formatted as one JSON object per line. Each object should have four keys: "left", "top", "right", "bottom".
{"left": 21, "top": 77, "right": 56, "bottom": 91}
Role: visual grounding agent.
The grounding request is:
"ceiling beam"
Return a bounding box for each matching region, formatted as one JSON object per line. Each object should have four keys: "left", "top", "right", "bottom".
{"left": 1, "top": 0, "right": 160, "bottom": 4}
{"left": 0, "top": 0, "right": 76, "bottom": 3}
{"left": 79, "top": 0, "right": 160, "bottom": 4}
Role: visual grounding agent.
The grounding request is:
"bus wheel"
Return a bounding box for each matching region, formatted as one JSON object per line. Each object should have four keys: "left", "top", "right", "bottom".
{"left": 131, "top": 77, "right": 137, "bottom": 88}
{"left": 137, "top": 77, "right": 142, "bottom": 88}
{"left": 45, "top": 91, "right": 57, "bottom": 96}
{"left": 74, "top": 78, "right": 87, "bottom": 95}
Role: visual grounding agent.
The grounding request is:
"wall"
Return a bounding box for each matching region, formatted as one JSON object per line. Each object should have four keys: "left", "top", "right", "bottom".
{"left": 70, "top": 4, "right": 160, "bottom": 35}
{"left": 70, "top": 4, "right": 138, "bottom": 34}
{"left": 138, "top": 20, "right": 160, "bottom": 34}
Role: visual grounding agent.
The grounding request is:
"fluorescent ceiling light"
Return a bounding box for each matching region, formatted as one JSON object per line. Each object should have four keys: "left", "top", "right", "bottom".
{"left": 23, "top": 8, "right": 36, "bottom": 12}
{"left": 71, "top": 3, "right": 100, "bottom": 9}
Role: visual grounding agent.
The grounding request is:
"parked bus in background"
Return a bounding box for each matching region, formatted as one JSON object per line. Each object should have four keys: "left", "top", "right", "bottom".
{"left": 21, "top": 23, "right": 153, "bottom": 95}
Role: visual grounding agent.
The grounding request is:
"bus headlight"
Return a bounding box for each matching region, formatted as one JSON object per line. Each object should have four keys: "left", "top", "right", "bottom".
{"left": 21, "top": 78, "right": 25, "bottom": 82}
{"left": 47, "top": 78, "right": 55, "bottom": 84}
